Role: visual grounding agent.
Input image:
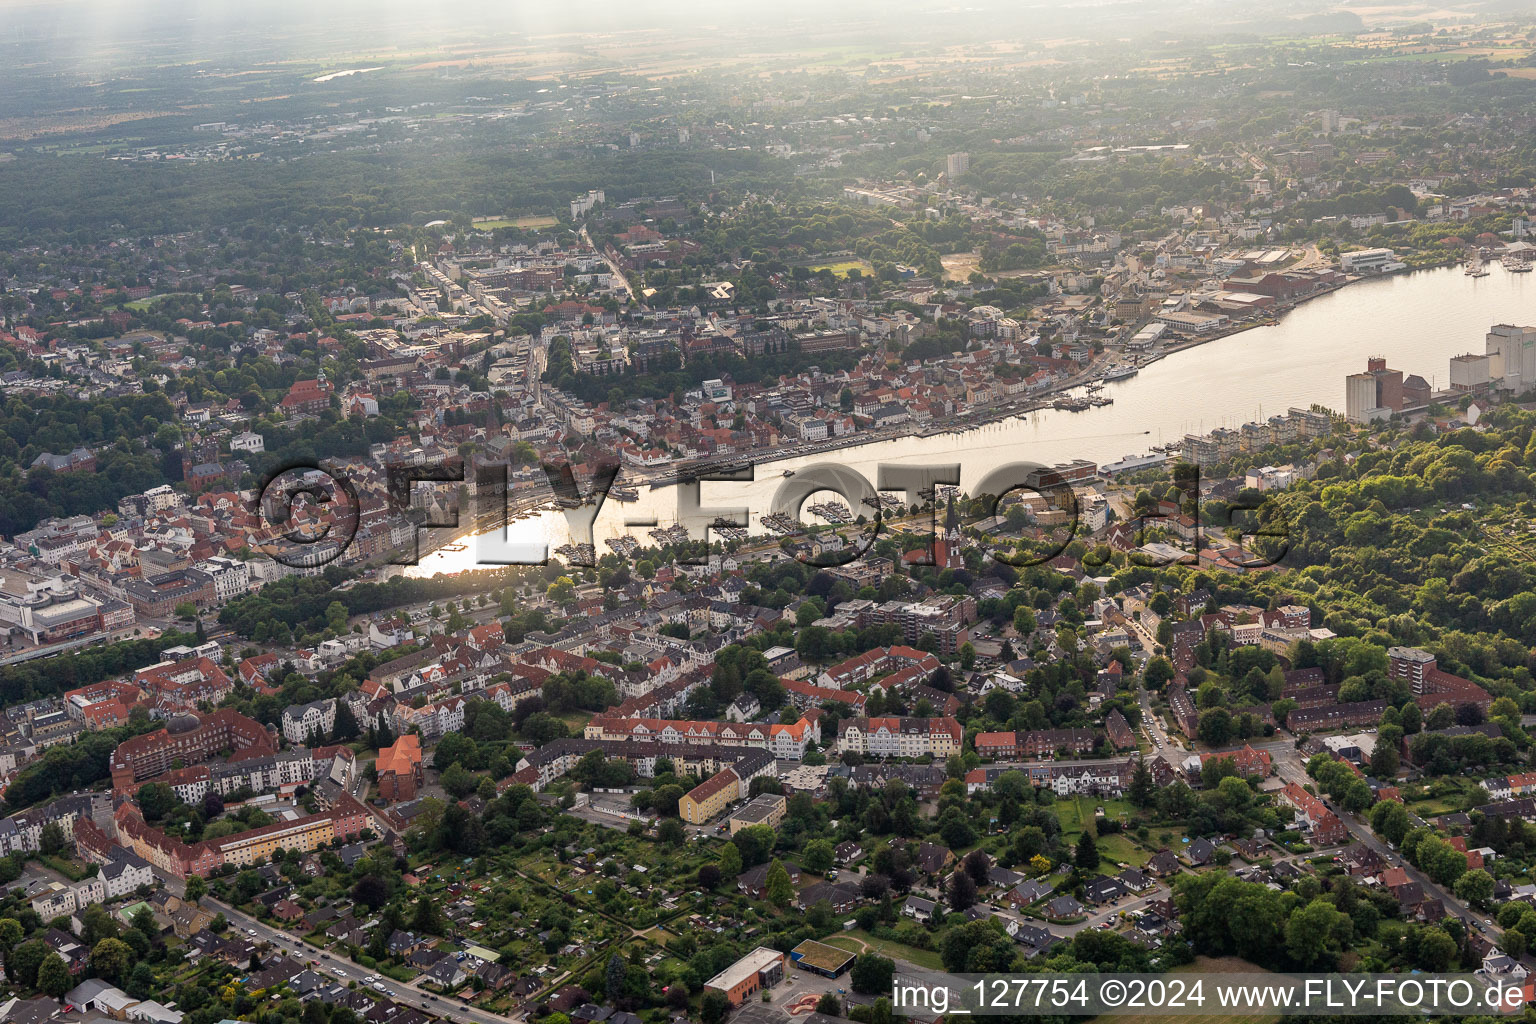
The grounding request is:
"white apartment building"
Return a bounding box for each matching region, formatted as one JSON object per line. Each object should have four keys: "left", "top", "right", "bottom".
{"left": 197, "top": 556, "right": 251, "bottom": 603}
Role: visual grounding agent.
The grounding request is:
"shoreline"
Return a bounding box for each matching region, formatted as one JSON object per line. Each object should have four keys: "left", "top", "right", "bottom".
{"left": 639, "top": 264, "right": 1426, "bottom": 484}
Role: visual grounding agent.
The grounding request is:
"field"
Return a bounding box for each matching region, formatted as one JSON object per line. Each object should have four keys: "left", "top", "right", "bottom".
{"left": 822, "top": 930, "right": 944, "bottom": 971}
{"left": 473, "top": 214, "right": 559, "bottom": 230}
{"left": 1095, "top": 834, "right": 1150, "bottom": 869}
{"left": 1093, "top": 957, "right": 1279, "bottom": 1024}
{"left": 1053, "top": 796, "right": 1136, "bottom": 837}
{"left": 807, "top": 259, "right": 873, "bottom": 278}
{"left": 124, "top": 292, "right": 197, "bottom": 311}
{"left": 941, "top": 251, "right": 980, "bottom": 281}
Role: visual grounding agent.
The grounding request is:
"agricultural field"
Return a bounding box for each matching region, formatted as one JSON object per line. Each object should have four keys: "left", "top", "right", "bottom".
{"left": 1093, "top": 957, "right": 1280, "bottom": 1024}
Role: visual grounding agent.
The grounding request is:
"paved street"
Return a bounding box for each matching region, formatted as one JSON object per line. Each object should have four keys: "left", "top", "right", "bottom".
{"left": 204, "top": 895, "right": 523, "bottom": 1024}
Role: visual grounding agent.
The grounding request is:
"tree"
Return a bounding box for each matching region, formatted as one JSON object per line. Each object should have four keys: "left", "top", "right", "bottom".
{"left": 1074, "top": 830, "right": 1100, "bottom": 872}
{"left": 1415, "top": 926, "right": 1458, "bottom": 971}
{"left": 440, "top": 762, "right": 477, "bottom": 799}
{"left": 1127, "top": 756, "right": 1155, "bottom": 808}
{"left": 1143, "top": 656, "right": 1174, "bottom": 690}
{"left": 352, "top": 874, "right": 391, "bottom": 910}
{"left": 1369, "top": 739, "right": 1399, "bottom": 780}
{"left": 1285, "top": 898, "right": 1351, "bottom": 968}
{"left": 651, "top": 784, "right": 684, "bottom": 817}
{"left": 184, "top": 875, "right": 207, "bottom": 903}
{"left": 1426, "top": 702, "right": 1455, "bottom": 731}
{"left": 658, "top": 818, "right": 685, "bottom": 846}
{"left": 963, "top": 848, "right": 990, "bottom": 885}
{"left": 411, "top": 894, "right": 444, "bottom": 935}
{"left": 937, "top": 807, "right": 975, "bottom": 849}
{"left": 1455, "top": 868, "right": 1495, "bottom": 910}
{"left": 765, "top": 859, "right": 794, "bottom": 908}
{"left": 333, "top": 700, "right": 361, "bottom": 741}
{"left": 7, "top": 939, "right": 47, "bottom": 987}
{"left": 606, "top": 953, "right": 626, "bottom": 1003}
{"left": 732, "top": 825, "right": 775, "bottom": 867}
{"left": 702, "top": 990, "right": 730, "bottom": 1024}
{"left": 1013, "top": 825, "right": 1046, "bottom": 862}
{"left": 0, "top": 917, "right": 22, "bottom": 956}
{"left": 39, "top": 821, "right": 66, "bottom": 856}
{"left": 948, "top": 869, "right": 977, "bottom": 911}
{"left": 802, "top": 839, "right": 835, "bottom": 874}
{"left": 1198, "top": 708, "right": 1233, "bottom": 746}
{"left": 1369, "top": 799, "right": 1410, "bottom": 847}
{"left": 136, "top": 782, "right": 176, "bottom": 821}
{"left": 718, "top": 843, "right": 743, "bottom": 878}
{"left": 38, "top": 951, "right": 72, "bottom": 997}
{"left": 1157, "top": 781, "right": 1196, "bottom": 819}
{"left": 940, "top": 920, "right": 1017, "bottom": 972}
{"left": 91, "top": 937, "right": 133, "bottom": 983}
{"left": 850, "top": 953, "right": 895, "bottom": 995}
{"left": 817, "top": 993, "right": 842, "bottom": 1016}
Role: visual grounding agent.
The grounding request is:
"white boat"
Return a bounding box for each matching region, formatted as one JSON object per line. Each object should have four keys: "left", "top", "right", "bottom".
{"left": 1103, "top": 365, "right": 1139, "bottom": 382}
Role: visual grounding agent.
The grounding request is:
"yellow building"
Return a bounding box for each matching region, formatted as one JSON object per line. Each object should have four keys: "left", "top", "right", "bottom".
{"left": 679, "top": 767, "right": 740, "bottom": 825}
{"left": 729, "top": 793, "right": 787, "bottom": 835}
{"left": 216, "top": 817, "right": 335, "bottom": 867}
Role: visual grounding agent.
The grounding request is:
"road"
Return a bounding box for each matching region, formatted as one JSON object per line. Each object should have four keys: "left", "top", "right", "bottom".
{"left": 1253, "top": 735, "right": 1498, "bottom": 940}
{"left": 1136, "top": 684, "right": 1185, "bottom": 757}
{"left": 1046, "top": 883, "right": 1172, "bottom": 937}
{"left": 580, "top": 225, "right": 633, "bottom": 303}
{"left": 205, "top": 895, "right": 522, "bottom": 1024}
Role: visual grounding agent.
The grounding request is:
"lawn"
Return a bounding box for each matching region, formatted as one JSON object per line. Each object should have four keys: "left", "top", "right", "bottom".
{"left": 822, "top": 930, "right": 944, "bottom": 971}
{"left": 1400, "top": 777, "right": 1478, "bottom": 816}
{"left": 1095, "top": 834, "right": 1150, "bottom": 869}
{"left": 1054, "top": 798, "right": 1086, "bottom": 834}
{"left": 558, "top": 710, "right": 595, "bottom": 733}
{"left": 807, "top": 259, "right": 873, "bottom": 278}
{"left": 474, "top": 214, "right": 559, "bottom": 229}
{"left": 1093, "top": 956, "right": 1279, "bottom": 1024}
{"left": 1054, "top": 796, "right": 1137, "bottom": 837}
{"left": 125, "top": 292, "right": 196, "bottom": 311}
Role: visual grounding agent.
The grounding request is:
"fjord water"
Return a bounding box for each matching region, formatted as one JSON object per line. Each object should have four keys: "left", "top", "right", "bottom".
{"left": 410, "top": 262, "right": 1536, "bottom": 575}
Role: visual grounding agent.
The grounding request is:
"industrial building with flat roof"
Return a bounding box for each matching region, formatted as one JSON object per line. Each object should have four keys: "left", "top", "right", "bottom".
{"left": 728, "top": 793, "right": 787, "bottom": 834}
{"left": 705, "top": 947, "right": 786, "bottom": 1006}
{"left": 789, "top": 939, "right": 856, "bottom": 978}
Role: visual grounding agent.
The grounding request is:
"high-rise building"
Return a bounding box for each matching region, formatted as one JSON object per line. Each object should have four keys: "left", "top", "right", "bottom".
{"left": 946, "top": 152, "right": 970, "bottom": 179}
{"left": 1449, "top": 352, "right": 1492, "bottom": 394}
{"left": 1485, "top": 324, "right": 1536, "bottom": 393}
{"left": 1344, "top": 357, "right": 1404, "bottom": 423}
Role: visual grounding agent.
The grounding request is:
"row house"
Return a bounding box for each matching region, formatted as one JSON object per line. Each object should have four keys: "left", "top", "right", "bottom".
{"left": 1018, "top": 728, "right": 1099, "bottom": 758}
{"left": 1287, "top": 700, "right": 1388, "bottom": 733}
{"left": 1481, "top": 772, "right": 1536, "bottom": 801}
{"left": 836, "top": 716, "right": 963, "bottom": 759}
{"left": 280, "top": 698, "right": 337, "bottom": 744}
{"left": 0, "top": 794, "right": 102, "bottom": 857}
{"left": 963, "top": 756, "right": 1173, "bottom": 798}
{"left": 584, "top": 713, "right": 823, "bottom": 759}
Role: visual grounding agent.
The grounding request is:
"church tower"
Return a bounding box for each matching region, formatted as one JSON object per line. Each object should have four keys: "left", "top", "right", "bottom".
{"left": 936, "top": 493, "right": 963, "bottom": 569}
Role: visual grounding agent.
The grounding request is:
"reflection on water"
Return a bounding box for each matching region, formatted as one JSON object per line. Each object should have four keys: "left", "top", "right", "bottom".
{"left": 409, "top": 263, "right": 1536, "bottom": 577}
